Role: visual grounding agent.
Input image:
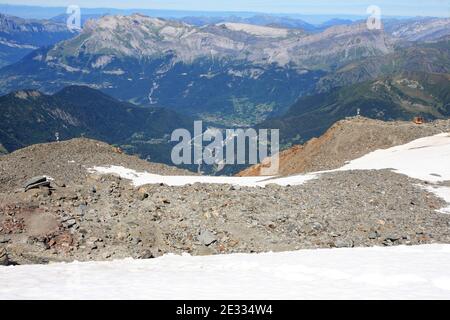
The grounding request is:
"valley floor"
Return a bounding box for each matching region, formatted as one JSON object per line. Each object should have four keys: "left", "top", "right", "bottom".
{"left": 1, "top": 244, "right": 450, "bottom": 299}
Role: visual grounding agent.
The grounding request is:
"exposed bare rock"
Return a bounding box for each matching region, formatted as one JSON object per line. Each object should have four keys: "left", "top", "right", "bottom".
{"left": 238, "top": 117, "right": 450, "bottom": 176}
{"left": 0, "top": 138, "right": 193, "bottom": 193}
{"left": 50, "top": 14, "right": 392, "bottom": 68}
{"left": 385, "top": 17, "right": 450, "bottom": 42}
{"left": 0, "top": 247, "right": 8, "bottom": 265}
{"left": 0, "top": 137, "right": 449, "bottom": 265}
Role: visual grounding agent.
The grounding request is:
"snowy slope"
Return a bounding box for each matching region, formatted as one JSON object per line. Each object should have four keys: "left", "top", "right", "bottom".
{"left": 424, "top": 186, "right": 450, "bottom": 214}
{"left": 2, "top": 133, "right": 450, "bottom": 300}
{"left": 336, "top": 133, "right": 450, "bottom": 213}
{"left": 338, "top": 133, "right": 450, "bottom": 182}
{"left": 89, "top": 165, "right": 278, "bottom": 187}
{"left": 218, "top": 23, "right": 289, "bottom": 37}
{"left": 89, "top": 133, "right": 450, "bottom": 213}
{"left": 91, "top": 133, "right": 450, "bottom": 186}
{"left": 1, "top": 245, "right": 450, "bottom": 299}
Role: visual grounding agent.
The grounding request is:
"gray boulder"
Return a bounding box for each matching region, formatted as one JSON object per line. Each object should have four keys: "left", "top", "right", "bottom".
{"left": 0, "top": 247, "right": 8, "bottom": 266}
{"left": 198, "top": 230, "right": 217, "bottom": 246}
{"left": 24, "top": 176, "right": 51, "bottom": 191}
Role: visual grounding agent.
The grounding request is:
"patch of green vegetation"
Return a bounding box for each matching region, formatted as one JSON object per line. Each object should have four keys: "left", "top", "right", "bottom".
{"left": 51, "top": 33, "right": 90, "bottom": 62}
{"left": 260, "top": 72, "right": 450, "bottom": 146}
{"left": 0, "top": 86, "right": 193, "bottom": 165}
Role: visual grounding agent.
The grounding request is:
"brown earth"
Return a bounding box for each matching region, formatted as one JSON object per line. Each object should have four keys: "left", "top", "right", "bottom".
{"left": 1, "top": 133, "right": 450, "bottom": 266}
{"left": 0, "top": 138, "right": 193, "bottom": 193}
{"left": 238, "top": 117, "right": 450, "bottom": 176}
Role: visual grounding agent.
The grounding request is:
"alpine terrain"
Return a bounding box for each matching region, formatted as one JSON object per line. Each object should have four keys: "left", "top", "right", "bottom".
{"left": 1, "top": 2, "right": 450, "bottom": 301}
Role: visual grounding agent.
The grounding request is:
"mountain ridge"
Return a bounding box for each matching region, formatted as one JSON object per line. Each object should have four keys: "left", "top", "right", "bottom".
{"left": 239, "top": 116, "right": 450, "bottom": 176}
{"left": 0, "top": 85, "right": 193, "bottom": 165}
{"left": 0, "top": 13, "right": 397, "bottom": 125}
{"left": 0, "top": 13, "right": 75, "bottom": 67}
{"left": 259, "top": 71, "right": 450, "bottom": 147}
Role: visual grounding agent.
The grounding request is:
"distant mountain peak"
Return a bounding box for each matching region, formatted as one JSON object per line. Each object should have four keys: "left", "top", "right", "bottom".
{"left": 0, "top": 13, "right": 75, "bottom": 67}
{"left": 216, "top": 22, "right": 290, "bottom": 37}
{"left": 46, "top": 13, "right": 392, "bottom": 67}
{"left": 1, "top": 15, "right": 448, "bottom": 128}
{"left": 0, "top": 86, "right": 193, "bottom": 163}
{"left": 86, "top": 13, "right": 172, "bottom": 30}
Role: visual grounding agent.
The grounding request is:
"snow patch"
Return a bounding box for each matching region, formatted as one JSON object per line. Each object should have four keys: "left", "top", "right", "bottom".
{"left": 338, "top": 133, "right": 450, "bottom": 182}
{"left": 218, "top": 23, "right": 289, "bottom": 38}
{"left": 89, "top": 133, "right": 450, "bottom": 210}
{"left": 102, "top": 69, "right": 125, "bottom": 75}
{"left": 0, "top": 38, "right": 37, "bottom": 49}
{"left": 1, "top": 245, "right": 450, "bottom": 299}
{"left": 423, "top": 185, "right": 450, "bottom": 214}
{"left": 335, "top": 132, "right": 450, "bottom": 215}
{"left": 91, "top": 55, "right": 113, "bottom": 69}
{"left": 88, "top": 165, "right": 281, "bottom": 187}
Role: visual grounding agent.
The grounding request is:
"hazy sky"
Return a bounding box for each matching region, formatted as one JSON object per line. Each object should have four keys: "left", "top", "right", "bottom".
{"left": 4, "top": 0, "right": 450, "bottom": 17}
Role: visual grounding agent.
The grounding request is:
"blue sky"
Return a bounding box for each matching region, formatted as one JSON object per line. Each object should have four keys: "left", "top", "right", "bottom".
{"left": 5, "top": 0, "right": 450, "bottom": 17}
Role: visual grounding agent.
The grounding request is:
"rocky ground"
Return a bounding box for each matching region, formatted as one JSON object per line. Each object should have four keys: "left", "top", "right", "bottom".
{"left": 1, "top": 138, "right": 450, "bottom": 265}
{"left": 239, "top": 117, "right": 450, "bottom": 176}
{"left": 0, "top": 138, "right": 193, "bottom": 193}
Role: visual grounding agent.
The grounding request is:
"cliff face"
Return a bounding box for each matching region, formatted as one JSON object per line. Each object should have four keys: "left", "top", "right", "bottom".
{"left": 0, "top": 13, "right": 74, "bottom": 67}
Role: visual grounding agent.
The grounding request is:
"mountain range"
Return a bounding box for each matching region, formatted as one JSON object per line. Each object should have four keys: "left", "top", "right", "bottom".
{"left": 0, "top": 13, "right": 74, "bottom": 67}
{"left": 0, "top": 13, "right": 448, "bottom": 126}
{"left": 2, "top": 5, "right": 450, "bottom": 297}
{"left": 49, "top": 12, "right": 355, "bottom": 33}
{"left": 0, "top": 3, "right": 369, "bottom": 22}
{"left": 261, "top": 71, "right": 450, "bottom": 146}
{"left": 0, "top": 85, "right": 192, "bottom": 165}
{"left": 1, "top": 70, "right": 448, "bottom": 173}
{"left": 0, "top": 14, "right": 406, "bottom": 125}
{"left": 0, "top": 11, "right": 449, "bottom": 173}
{"left": 316, "top": 37, "right": 450, "bottom": 92}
